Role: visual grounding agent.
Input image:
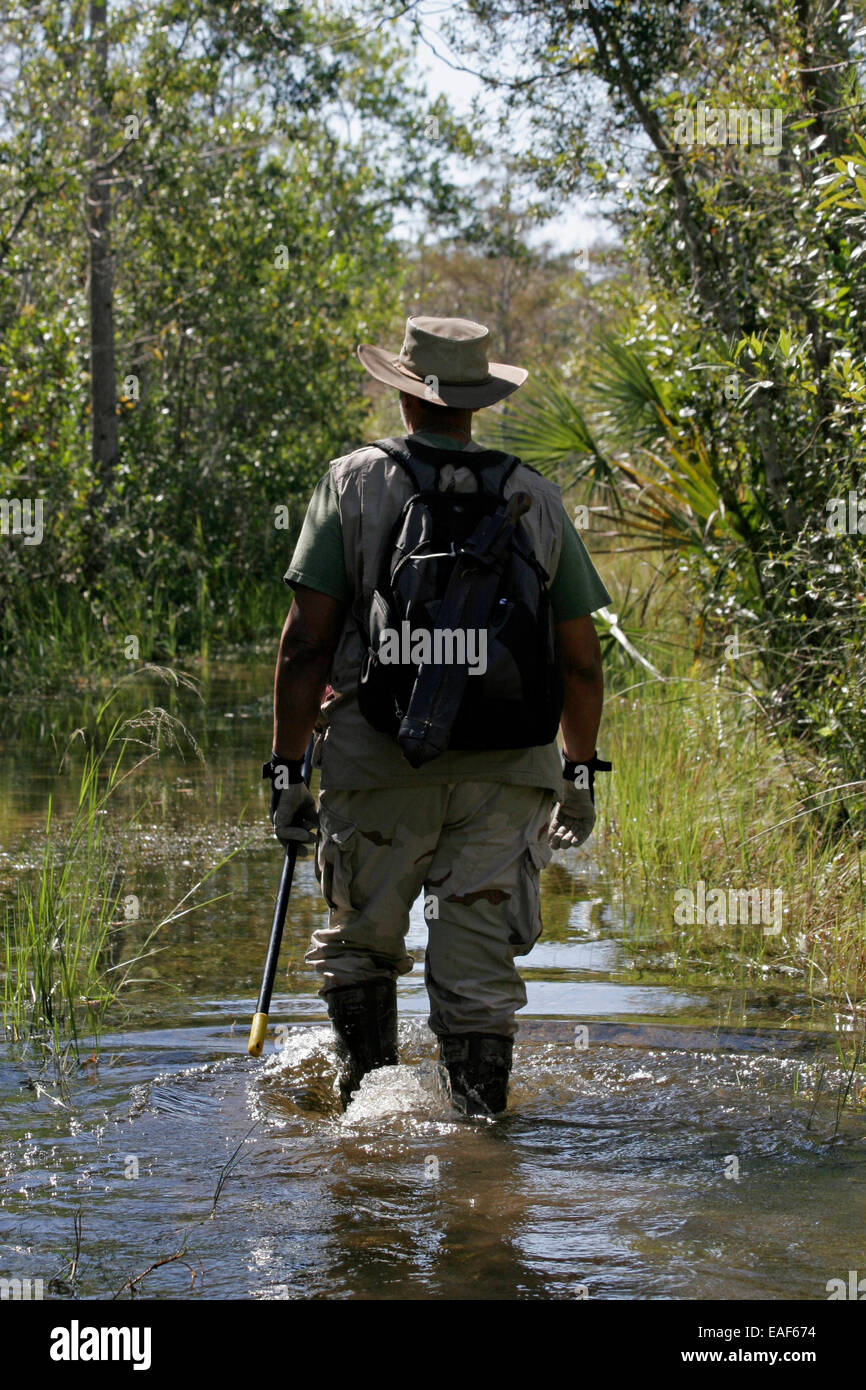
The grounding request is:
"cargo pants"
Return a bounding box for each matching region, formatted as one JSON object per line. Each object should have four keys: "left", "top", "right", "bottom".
{"left": 306, "top": 782, "right": 555, "bottom": 1038}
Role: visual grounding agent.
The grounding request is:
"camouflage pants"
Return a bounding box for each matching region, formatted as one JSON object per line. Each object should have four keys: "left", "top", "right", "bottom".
{"left": 306, "top": 782, "right": 555, "bottom": 1037}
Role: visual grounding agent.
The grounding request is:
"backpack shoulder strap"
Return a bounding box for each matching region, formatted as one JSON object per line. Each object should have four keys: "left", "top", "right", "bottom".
{"left": 369, "top": 437, "right": 435, "bottom": 492}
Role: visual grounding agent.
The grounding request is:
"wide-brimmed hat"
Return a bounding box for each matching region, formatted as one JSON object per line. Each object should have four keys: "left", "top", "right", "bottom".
{"left": 357, "top": 315, "right": 528, "bottom": 408}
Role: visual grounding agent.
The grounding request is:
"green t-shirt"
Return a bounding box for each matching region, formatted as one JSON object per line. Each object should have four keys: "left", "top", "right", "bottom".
{"left": 285, "top": 432, "right": 611, "bottom": 619}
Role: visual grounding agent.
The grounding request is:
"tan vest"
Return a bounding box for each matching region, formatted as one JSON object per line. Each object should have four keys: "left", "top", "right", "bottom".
{"left": 320, "top": 440, "right": 564, "bottom": 792}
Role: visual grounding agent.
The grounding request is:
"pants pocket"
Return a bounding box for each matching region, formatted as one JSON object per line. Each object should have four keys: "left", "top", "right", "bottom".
{"left": 316, "top": 808, "right": 358, "bottom": 914}
{"left": 509, "top": 834, "right": 553, "bottom": 955}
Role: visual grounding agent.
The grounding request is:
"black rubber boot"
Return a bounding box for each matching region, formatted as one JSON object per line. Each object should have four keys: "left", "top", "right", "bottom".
{"left": 326, "top": 980, "right": 398, "bottom": 1109}
{"left": 439, "top": 1033, "right": 513, "bottom": 1117}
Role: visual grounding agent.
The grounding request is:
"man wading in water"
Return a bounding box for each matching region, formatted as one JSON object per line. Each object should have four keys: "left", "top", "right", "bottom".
{"left": 263, "top": 316, "right": 610, "bottom": 1116}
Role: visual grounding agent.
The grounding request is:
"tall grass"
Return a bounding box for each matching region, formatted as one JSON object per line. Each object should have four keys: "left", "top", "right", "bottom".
{"left": 590, "top": 552, "right": 866, "bottom": 1020}
{"left": 0, "top": 668, "right": 232, "bottom": 1059}
{"left": 3, "top": 795, "right": 126, "bottom": 1053}
{"left": 0, "top": 574, "right": 288, "bottom": 697}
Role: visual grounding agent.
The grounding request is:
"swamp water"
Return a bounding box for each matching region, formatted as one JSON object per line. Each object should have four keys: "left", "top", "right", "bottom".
{"left": 1, "top": 660, "right": 864, "bottom": 1300}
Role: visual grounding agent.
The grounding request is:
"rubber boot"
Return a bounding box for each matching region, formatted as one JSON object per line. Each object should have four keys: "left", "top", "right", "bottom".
{"left": 439, "top": 1033, "right": 513, "bottom": 1117}
{"left": 326, "top": 980, "right": 398, "bottom": 1109}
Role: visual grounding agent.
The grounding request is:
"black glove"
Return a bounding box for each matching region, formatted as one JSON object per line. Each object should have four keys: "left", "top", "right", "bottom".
{"left": 262, "top": 754, "right": 317, "bottom": 852}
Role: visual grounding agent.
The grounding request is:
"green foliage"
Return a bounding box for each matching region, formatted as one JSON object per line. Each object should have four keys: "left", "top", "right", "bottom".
{"left": 0, "top": 1, "right": 463, "bottom": 690}
{"left": 454, "top": 0, "right": 866, "bottom": 792}
{"left": 487, "top": 366, "right": 615, "bottom": 490}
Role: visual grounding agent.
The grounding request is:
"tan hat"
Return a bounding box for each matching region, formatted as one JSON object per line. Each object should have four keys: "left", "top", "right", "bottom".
{"left": 357, "top": 315, "right": 528, "bottom": 408}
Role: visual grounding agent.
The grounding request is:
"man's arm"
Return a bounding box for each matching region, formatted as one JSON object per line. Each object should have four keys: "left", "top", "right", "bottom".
{"left": 273, "top": 585, "right": 347, "bottom": 757}
{"left": 556, "top": 614, "right": 604, "bottom": 760}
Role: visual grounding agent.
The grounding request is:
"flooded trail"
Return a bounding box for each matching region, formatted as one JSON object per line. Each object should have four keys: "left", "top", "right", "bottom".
{"left": 4, "top": 1018, "right": 864, "bottom": 1301}
{"left": 1, "top": 659, "right": 864, "bottom": 1300}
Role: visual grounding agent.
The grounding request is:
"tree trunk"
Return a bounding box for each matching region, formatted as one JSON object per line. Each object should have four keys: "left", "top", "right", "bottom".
{"left": 86, "top": 0, "right": 117, "bottom": 532}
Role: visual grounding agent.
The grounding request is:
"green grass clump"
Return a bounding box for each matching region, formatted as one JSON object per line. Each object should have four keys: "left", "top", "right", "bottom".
{"left": 0, "top": 668, "right": 229, "bottom": 1060}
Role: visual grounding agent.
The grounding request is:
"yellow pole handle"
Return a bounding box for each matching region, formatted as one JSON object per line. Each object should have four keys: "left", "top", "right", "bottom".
{"left": 248, "top": 1012, "right": 269, "bottom": 1057}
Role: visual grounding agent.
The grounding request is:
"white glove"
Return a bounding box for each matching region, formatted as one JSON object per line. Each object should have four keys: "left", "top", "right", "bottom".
{"left": 549, "top": 751, "right": 611, "bottom": 850}
{"left": 549, "top": 782, "right": 595, "bottom": 850}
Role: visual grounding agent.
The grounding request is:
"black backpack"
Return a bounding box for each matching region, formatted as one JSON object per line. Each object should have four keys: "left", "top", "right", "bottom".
{"left": 356, "top": 436, "right": 563, "bottom": 767}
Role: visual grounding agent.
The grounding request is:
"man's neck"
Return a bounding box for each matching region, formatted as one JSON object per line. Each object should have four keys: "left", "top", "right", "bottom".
{"left": 409, "top": 427, "right": 472, "bottom": 448}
